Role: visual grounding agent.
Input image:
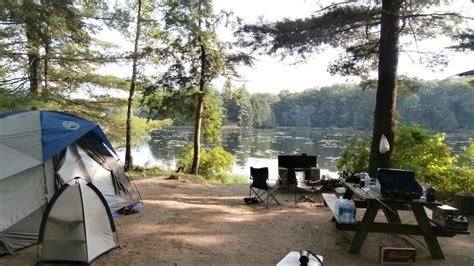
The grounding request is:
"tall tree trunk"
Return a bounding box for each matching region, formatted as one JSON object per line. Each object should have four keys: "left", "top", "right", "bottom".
{"left": 24, "top": 0, "right": 42, "bottom": 96}
{"left": 191, "top": 42, "right": 206, "bottom": 175}
{"left": 43, "top": 48, "right": 49, "bottom": 93}
{"left": 191, "top": 0, "right": 206, "bottom": 175}
{"left": 368, "top": 0, "right": 401, "bottom": 178}
{"left": 41, "top": 0, "right": 49, "bottom": 94}
{"left": 124, "top": 0, "right": 143, "bottom": 172}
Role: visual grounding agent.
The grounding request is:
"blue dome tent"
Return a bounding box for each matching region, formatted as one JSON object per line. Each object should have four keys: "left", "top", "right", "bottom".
{"left": 0, "top": 110, "right": 141, "bottom": 255}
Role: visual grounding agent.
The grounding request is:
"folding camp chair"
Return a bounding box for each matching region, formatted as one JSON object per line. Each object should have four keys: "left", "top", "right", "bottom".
{"left": 278, "top": 167, "right": 289, "bottom": 190}
{"left": 295, "top": 168, "right": 323, "bottom": 204}
{"left": 249, "top": 167, "right": 280, "bottom": 207}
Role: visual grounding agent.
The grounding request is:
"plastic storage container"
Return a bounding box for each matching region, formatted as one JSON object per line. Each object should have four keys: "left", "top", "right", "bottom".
{"left": 364, "top": 173, "right": 370, "bottom": 188}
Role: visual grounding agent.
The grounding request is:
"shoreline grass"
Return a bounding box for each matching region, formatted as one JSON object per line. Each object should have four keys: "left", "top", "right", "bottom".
{"left": 129, "top": 166, "right": 247, "bottom": 185}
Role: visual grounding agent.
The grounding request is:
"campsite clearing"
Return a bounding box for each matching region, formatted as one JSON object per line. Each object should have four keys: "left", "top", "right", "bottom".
{"left": 1, "top": 175, "right": 473, "bottom": 265}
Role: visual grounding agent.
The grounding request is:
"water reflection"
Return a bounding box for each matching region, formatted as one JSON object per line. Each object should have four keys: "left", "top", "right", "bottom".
{"left": 121, "top": 127, "right": 363, "bottom": 176}
{"left": 217, "top": 127, "right": 358, "bottom": 172}
{"left": 119, "top": 127, "right": 471, "bottom": 177}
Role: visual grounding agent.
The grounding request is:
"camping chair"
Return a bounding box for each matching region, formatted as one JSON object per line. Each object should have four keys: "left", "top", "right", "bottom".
{"left": 295, "top": 168, "right": 323, "bottom": 204}
{"left": 249, "top": 167, "right": 280, "bottom": 207}
{"left": 278, "top": 167, "right": 289, "bottom": 190}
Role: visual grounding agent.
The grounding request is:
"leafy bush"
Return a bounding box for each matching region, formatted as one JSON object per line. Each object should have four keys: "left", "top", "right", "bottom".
{"left": 337, "top": 125, "right": 474, "bottom": 201}
{"left": 336, "top": 136, "right": 371, "bottom": 173}
{"left": 131, "top": 165, "right": 163, "bottom": 176}
{"left": 393, "top": 127, "right": 454, "bottom": 174}
{"left": 458, "top": 142, "right": 474, "bottom": 167}
{"left": 177, "top": 144, "right": 236, "bottom": 183}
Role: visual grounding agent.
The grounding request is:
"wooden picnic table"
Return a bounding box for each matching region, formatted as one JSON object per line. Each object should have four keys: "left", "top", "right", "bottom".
{"left": 322, "top": 180, "right": 470, "bottom": 259}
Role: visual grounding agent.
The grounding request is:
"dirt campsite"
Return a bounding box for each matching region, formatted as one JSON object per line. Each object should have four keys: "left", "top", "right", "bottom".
{"left": 1, "top": 175, "right": 473, "bottom": 266}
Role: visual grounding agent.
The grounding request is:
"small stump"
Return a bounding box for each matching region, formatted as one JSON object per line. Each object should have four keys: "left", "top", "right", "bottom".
{"left": 454, "top": 191, "right": 474, "bottom": 214}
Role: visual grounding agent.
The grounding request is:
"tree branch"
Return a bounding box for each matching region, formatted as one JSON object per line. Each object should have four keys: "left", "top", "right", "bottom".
{"left": 0, "top": 77, "right": 28, "bottom": 85}
{"left": 2, "top": 52, "right": 131, "bottom": 62}
{"left": 313, "top": 1, "right": 355, "bottom": 14}
{"left": 400, "top": 12, "right": 468, "bottom": 20}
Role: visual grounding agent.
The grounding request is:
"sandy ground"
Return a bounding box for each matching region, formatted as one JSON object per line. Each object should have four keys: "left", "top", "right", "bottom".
{"left": 1, "top": 175, "right": 473, "bottom": 266}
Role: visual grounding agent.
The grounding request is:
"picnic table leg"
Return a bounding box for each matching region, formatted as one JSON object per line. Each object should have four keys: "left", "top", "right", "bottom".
{"left": 348, "top": 201, "right": 380, "bottom": 253}
{"left": 412, "top": 204, "right": 445, "bottom": 259}
{"left": 382, "top": 207, "right": 401, "bottom": 224}
{"left": 343, "top": 189, "right": 354, "bottom": 199}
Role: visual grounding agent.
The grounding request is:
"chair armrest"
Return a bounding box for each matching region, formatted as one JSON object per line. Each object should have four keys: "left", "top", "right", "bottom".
{"left": 267, "top": 178, "right": 281, "bottom": 188}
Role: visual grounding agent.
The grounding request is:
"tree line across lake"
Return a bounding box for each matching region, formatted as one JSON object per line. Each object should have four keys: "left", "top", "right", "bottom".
{"left": 165, "top": 78, "right": 474, "bottom": 132}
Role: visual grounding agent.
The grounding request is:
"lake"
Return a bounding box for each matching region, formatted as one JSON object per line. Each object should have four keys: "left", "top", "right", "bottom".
{"left": 119, "top": 127, "right": 472, "bottom": 178}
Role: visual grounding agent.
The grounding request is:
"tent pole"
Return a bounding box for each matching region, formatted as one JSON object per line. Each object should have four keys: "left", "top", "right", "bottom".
{"left": 78, "top": 182, "right": 89, "bottom": 262}
{"left": 127, "top": 173, "right": 144, "bottom": 202}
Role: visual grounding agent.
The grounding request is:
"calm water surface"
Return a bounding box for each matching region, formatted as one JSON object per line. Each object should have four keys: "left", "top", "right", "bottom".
{"left": 120, "top": 127, "right": 472, "bottom": 178}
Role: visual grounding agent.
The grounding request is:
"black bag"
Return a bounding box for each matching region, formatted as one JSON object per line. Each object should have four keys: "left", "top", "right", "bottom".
{"left": 244, "top": 197, "right": 260, "bottom": 204}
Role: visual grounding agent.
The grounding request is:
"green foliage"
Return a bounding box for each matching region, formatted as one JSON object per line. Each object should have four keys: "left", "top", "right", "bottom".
{"left": 0, "top": 94, "right": 44, "bottom": 112}
{"left": 0, "top": 0, "right": 129, "bottom": 95}
{"left": 338, "top": 125, "right": 474, "bottom": 201}
{"left": 139, "top": 0, "right": 252, "bottom": 174}
{"left": 218, "top": 79, "right": 474, "bottom": 131}
{"left": 458, "top": 142, "right": 474, "bottom": 167}
{"left": 392, "top": 128, "right": 453, "bottom": 172}
{"left": 250, "top": 93, "right": 275, "bottom": 128}
{"left": 217, "top": 173, "right": 248, "bottom": 185}
{"left": 221, "top": 79, "right": 253, "bottom": 127}
{"left": 102, "top": 108, "right": 173, "bottom": 148}
{"left": 130, "top": 166, "right": 164, "bottom": 176}
{"left": 0, "top": 95, "right": 171, "bottom": 149}
{"left": 0, "top": 93, "right": 126, "bottom": 121}
{"left": 140, "top": 88, "right": 196, "bottom": 123}
{"left": 267, "top": 84, "right": 374, "bottom": 130}
{"left": 238, "top": 1, "right": 468, "bottom": 77}
{"left": 220, "top": 81, "right": 275, "bottom": 129}
{"left": 336, "top": 135, "right": 371, "bottom": 173}
{"left": 177, "top": 144, "right": 235, "bottom": 182}
{"left": 141, "top": 86, "right": 224, "bottom": 142}
{"left": 141, "top": 0, "right": 251, "bottom": 114}
{"left": 360, "top": 75, "right": 423, "bottom": 95}
{"left": 202, "top": 89, "right": 224, "bottom": 142}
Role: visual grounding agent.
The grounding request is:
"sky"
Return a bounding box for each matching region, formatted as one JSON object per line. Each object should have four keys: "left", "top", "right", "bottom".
{"left": 211, "top": 0, "right": 474, "bottom": 93}
{"left": 100, "top": 0, "right": 474, "bottom": 94}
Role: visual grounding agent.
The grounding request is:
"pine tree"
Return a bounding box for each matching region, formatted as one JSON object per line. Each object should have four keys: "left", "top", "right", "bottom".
{"left": 142, "top": 0, "right": 251, "bottom": 175}
{"left": 0, "top": 0, "right": 130, "bottom": 99}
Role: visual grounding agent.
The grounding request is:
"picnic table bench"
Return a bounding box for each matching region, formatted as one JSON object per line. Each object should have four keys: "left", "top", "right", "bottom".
{"left": 322, "top": 181, "right": 469, "bottom": 259}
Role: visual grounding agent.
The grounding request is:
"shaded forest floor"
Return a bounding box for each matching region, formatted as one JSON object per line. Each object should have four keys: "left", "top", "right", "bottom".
{"left": 2, "top": 175, "right": 473, "bottom": 265}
